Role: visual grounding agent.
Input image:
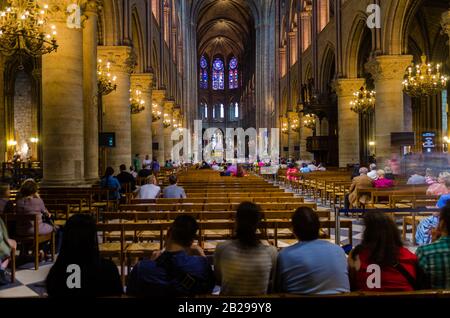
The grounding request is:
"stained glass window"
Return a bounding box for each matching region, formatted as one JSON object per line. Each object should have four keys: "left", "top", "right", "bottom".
{"left": 220, "top": 103, "right": 224, "bottom": 118}
{"left": 212, "top": 58, "right": 224, "bottom": 90}
{"left": 234, "top": 102, "right": 239, "bottom": 118}
{"left": 199, "top": 56, "right": 208, "bottom": 89}
{"left": 229, "top": 57, "right": 238, "bottom": 89}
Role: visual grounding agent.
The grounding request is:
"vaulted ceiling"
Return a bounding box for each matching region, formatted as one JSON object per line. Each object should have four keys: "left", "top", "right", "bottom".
{"left": 197, "top": 0, "right": 254, "bottom": 59}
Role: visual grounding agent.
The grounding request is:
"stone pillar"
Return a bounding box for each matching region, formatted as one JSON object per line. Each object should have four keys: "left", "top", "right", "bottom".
{"left": 366, "top": 55, "right": 412, "bottom": 166}
{"left": 334, "top": 78, "right": 365, "bottom": 167}
{"left": 98, "top": 46, "right": 135, "bottom": 171}
{"left": 152, "top": 90, "right": 166, "bottom": 163}
{"left": 83, "top": 0, "right": 99, "bottom": 183}
{"left": 131, "top": 73, "right": 153, "bottom": 161}
{"left": 288, "top": 111, "right": 297, "bottom": 159}
{"left": 0, "top": 56, "right": 5, "bottom": 163}
{"left": 41, "top": 1, "right": 85, "bottom": 185}
{"left": 442, "top": 11, "right": 450, "bottom": 64}
{"left": 163, "top": 100, "right": 175, "bottom": 161}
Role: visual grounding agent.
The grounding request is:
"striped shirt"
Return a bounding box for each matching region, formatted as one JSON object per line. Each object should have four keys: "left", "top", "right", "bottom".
{"left": 415, "top": 215, "right": 439, "bottom": 246}
{"left": 214, "top": 240, "right": 278, "bottom": 296}
{"left": 416, "top": 236, "right": 450, "bottom": 289}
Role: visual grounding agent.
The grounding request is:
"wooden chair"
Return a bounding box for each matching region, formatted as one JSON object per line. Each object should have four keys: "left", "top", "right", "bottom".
{"left": 4, "top": 214, "right": 55, "bottom": 270}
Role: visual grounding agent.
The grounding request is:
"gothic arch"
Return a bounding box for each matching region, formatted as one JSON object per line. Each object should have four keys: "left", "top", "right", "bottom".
{"left": 131, "top": 7, "right": 145, "bottom": 73}
{"left": 319, "top": 43, "right": 335, "bottom": 93}
{"left": 344, "top": 12, "right": 369, "bottom": 78}
{"left": 101, "top": 0, "right": 121, "bottom": 46}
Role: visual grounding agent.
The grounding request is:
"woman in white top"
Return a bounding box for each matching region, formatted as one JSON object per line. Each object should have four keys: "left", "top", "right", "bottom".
{"left": 214, "top": 202, "right": 277, "bottom": 296}
{"left": 135, "top": 175, "right": 161, "bottom": 199}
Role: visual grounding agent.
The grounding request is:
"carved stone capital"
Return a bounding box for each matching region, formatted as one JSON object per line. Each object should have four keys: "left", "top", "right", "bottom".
{"left": 152, "top": 90, "right": 166, "bottom": 104}
{"left": 164, "top": 100, "right": 175, "bottom": 113}
{"left": 130, "top": 73, "right": 153, "bottom": 94}
{"left": 332, "top": 78, "right": 365, "bottom": 98}
{"left": 98, "top": 46, "right": 136, "bottom": 74}
{"left": 365, "top": 55, "right": 413, "bottom": 82}
{"left": 442, "top": 11, "right": 450, "bottom": 36}
{"left": 39, "top": 0, "right": 86, "bottom": 22}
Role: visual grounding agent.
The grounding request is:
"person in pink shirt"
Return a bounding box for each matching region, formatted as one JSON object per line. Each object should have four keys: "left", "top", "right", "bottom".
{"left": 286, "top": 164, "right": 298, "bottom": 182}
{"left": 373, "top": 170, "right": 394, "bottom": 188}
{"left": 426, "top": 172, "right": 450, "bottom": 196}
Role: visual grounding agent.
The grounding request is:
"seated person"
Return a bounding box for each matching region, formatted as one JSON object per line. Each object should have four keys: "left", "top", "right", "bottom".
{"left": 426, "top": 172, "right": 450, "bottom": 196}
{"left": 116, "top": 164, "right": 136, "bottom": 193}
{"left": 214, "top": 202, "right": 277, "bottom": 296}
{"left": 127, "top": 215, "right": 215, "bottom": 297}
{"left": 317, "top": 163, "right": 326, "bottom": 171}
{"left": 307, "top": 161, "right": 318, "bottom": 172}
{"left": 416, "top": 190, "right": 450, "bottom": 246}
{"left": 384, "top": 166, "right": 395, "bottom": 180}
{"left": 407, "top": 171, "right": 426, "bottom": 185}
{"left": 135, "top": 175, "right": 161, "bottom": 199}
{"left": 129, "top": 166, "right": 138, "bottom": 179}
{"left": 235, "top": 165, "right": 246, "bottom": 178}
{"left": 46, "top": 214, "right": 122, "bottom": 297}
{"left": 0, "top": 186, "right": 16, "bottom": 285}
{"left": 348, "top": 211, "right": 418, "bottom": 291}
{"left": 348, "top": 167, "right": 373, "bottom": 208}
{"left": 0, "top": 183, "right": 14, "bottom": 214}
{"left": 276, "top": 207, "right": 350, "bottom": 294}
{"left": 416, "top": 203, "right": 450, "bottom": 289}
{"left": 15, "top": 179, "right": 54, "bottom": 236}
{"left": 100, "top": 167, "right": 121, "bottom": 200}
{"left": 299, "top": 163, "right": 311, "bottom": 173}
{"left": 163, "top": 175, "right": 186, "bottom": 199}
{"left": 425, "top": 168, "right": 437, "bottom": 185}
{"left": 286, "top": 163, "right": 298, "bottom": 181}
{"left": 367, "top": 164, "right": 378, "bottom": 180}
{"left": 373, "top": 170, "right": 394, "bottom": 188}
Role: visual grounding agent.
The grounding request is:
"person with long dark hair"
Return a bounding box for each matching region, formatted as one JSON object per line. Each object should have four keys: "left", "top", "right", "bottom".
{"left": 46, "top": 214, "right": 122, "bottom": 297}
{"left": 348, "top": 211, "right": 418, "bottom": 291}
{"left": 214, "top": 202, "right": 278, "bottom": 295}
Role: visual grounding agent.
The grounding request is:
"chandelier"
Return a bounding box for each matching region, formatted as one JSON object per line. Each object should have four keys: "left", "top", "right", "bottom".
{"left": 97, "top": 59, "right": 117, "bottom": 96}
{"left": 281, "top": 119, "right": 288, "bottom": 134}
{"left": 129, "top": 89, "right": 145, "bottom": 114}
{"left": 303, "top": 114, "right": 316, "bottom": 130}
{"left": 350, "top": 86, "right": 376, "bottom": 115}
{"left": 403, "top": 55, "right": 448, "bottom": 97}
{"left": 152, "top": 103, "right": 161, "bottom": 122}
{"left": 163, "top": 113, "right": 171, "bottom": 128}
{"left": 291, "top": 117, "right": 301, "bottom": 133}
{"left": 0, "top": 0, "right": 58, "bottom": 58}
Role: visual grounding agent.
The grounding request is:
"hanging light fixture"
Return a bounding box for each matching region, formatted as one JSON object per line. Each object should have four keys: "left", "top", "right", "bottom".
{"left": 152, "top": 103, "right": 161, "bottom": 122}
{"left": 163, "top": 113, "right": 171, "bottom": 128}
{"left": 0, "top": 1, "right": 57, "bottom": 58}
{"left": 303, "top": 114, "right": 316, "bottom": 130}
{"left": 97, "top": 59, "right": 117, "bottom": 95}
{"left": 291, "top": 117, "right": 301, "bottom": 133}
{"left": 403, "top": 55, "right": 448, "bottom": 97}
{"left": 349, "top": 86, "right": 376, "bottom": 115}
{"left": 281, "top": 118, "right": 288, "bottom": 134}
{"left": 129, "top": 89, "right": 145, "bottom": 114}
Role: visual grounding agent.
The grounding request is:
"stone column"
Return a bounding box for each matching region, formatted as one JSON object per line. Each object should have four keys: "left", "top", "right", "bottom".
{"left": 0, "top": 56, "right": 5, "bottom": 163}
{"left": 163, "top": 100, "right": 175, "bottom": 161}
{"left": 83, "top": 0, "right": 99, "bottom": 183}
{"left": 442, "top": 11, "right": 450, "bottom": 65}
{"left": 288, "top": 111, "right": 298, "bottom": 159}
{"left": 152, "top": 90, "right": 166, "bottom": 163}
{"left": 98, "top": 46, "right": 135, "bottom": 170}
{"left": 334, "top": 78, "right": 365, "bottom": 167}
{"left": 366, "top": 55, "right": 413, "bottom": 166}
{"left": 41, "top": 1, "right": 85, "bottom": 185}
{"left": 131, "top": 73, "right": 153, "bottom": 161}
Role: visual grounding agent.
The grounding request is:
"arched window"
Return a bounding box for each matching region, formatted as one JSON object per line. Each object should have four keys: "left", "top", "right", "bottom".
{"left": 229, "top": 57, "right": 238, "bottom": 89}
{"left": 229, "top": 102, "right": 239, "bottom": 120}
{"left": 220, "top": 103, "right": 224, "bottom": 118}
{"left": 212, "top": 58, "right": 224, "bottom": 90}
{"left": 200, "top": 102, "right": 208, "bottom": 119}
{"left": 199, "top": 56, "right": 208, "bottom": 89}
{"left": 234, "top": 102, "right": 239, "bottom": 118}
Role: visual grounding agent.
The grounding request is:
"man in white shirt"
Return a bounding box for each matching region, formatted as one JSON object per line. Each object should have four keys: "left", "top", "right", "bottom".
{"left": 367, "top": 163, "right": 378, "bottom": 180}
{"left": 135, "top": 175, "right": 161, "bottom": 199}
{"left": 142, "top": 155, "right": 152, "bottom": 170}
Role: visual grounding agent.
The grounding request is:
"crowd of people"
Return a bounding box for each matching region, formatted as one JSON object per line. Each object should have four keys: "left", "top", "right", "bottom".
{"left": 0, "top": 201, "right": 444, "bottom": 296}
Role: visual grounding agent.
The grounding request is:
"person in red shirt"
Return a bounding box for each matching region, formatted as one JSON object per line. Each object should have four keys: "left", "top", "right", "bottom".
{"left": 348, "top": 211, "right": 418, "bottom": 292}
